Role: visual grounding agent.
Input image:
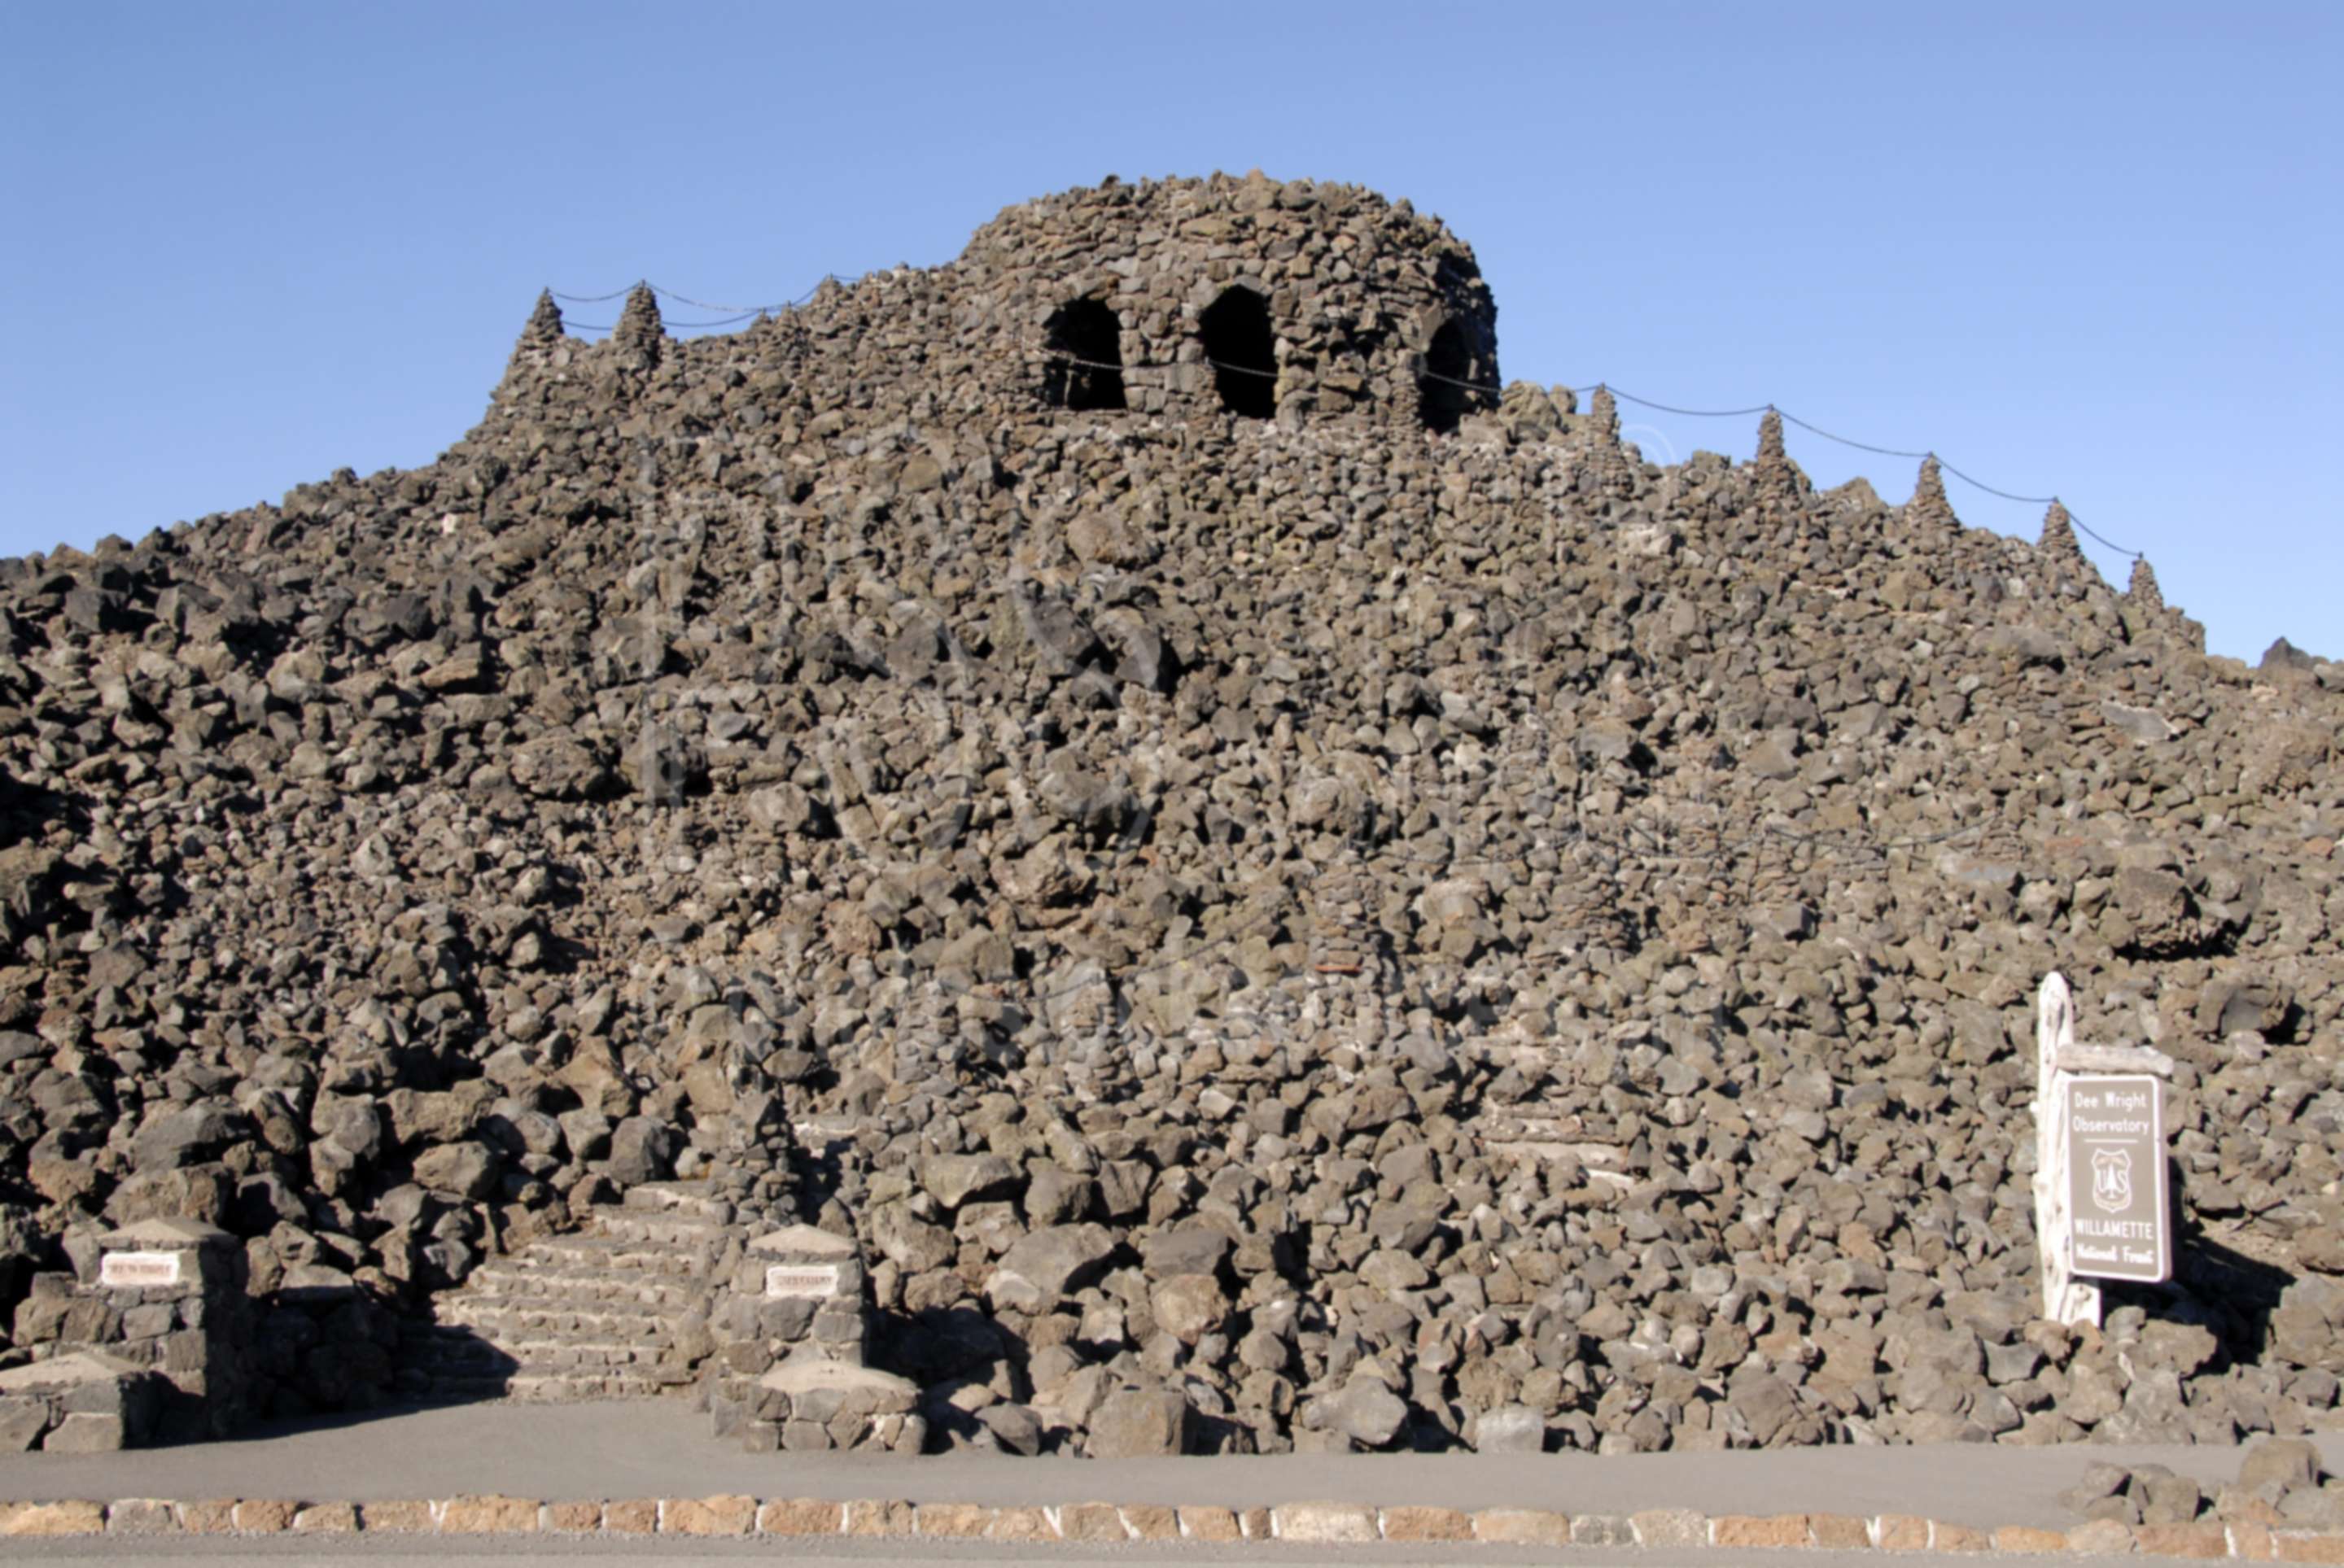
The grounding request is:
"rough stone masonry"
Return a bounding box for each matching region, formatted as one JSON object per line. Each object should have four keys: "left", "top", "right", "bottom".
{"left": 1, "top": 171, "right": 2341, "bottom": 1458}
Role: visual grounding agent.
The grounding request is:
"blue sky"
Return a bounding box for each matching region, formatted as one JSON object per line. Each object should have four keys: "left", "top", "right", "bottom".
{"left": 3, "top": 2, "right": 2335, "bottom": 660}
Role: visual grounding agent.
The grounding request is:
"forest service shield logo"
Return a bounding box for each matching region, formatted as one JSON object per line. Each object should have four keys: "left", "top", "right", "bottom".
{"left": 2089, "top": 1147, "right": 2133, "bottom": 1214}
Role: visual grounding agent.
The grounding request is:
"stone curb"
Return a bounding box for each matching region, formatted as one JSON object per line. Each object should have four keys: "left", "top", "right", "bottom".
{"left": 0, "top": 1495, "right": 2337, "bottom": 1557}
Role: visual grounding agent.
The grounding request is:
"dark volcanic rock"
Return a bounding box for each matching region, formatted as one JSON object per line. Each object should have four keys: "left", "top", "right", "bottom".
{"left": 0, "top": 173, "right": 2337, "bottom": 1457}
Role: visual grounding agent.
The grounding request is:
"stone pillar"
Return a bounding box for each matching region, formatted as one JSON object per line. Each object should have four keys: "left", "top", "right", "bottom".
{"left": 9, "top": 1209, "right": 251, "bottom": 1444}
{"left": 704, "top": 1225, "right": 861, "bottom": 1434}
{"left": 702, "top": 1224, "right": 920, "bottom": 1452}
{"left": 85, "top": 1218, "right": 254, "bottom": 1440}
{"left": 742, "top": 1224, "right": 868, "bottom": 1364}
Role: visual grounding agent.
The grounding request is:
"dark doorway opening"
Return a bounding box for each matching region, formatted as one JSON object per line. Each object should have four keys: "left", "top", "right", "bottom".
{"left": 1418, "top": 320, "right": 1481, "bottom": 434}
{"left": 1042, "top": 299, "right": 1126, "bottom": 412}
{"left": 1200, "top": 288, "right": 1276, "bottom": 419}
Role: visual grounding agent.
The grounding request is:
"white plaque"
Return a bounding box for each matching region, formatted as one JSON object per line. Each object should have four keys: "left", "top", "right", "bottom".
{"left": 764, "top": 1264, "right": 842, "bottom": 1299}
{"left": 100, "top": 1251, "right": 183, "bottom": 1289}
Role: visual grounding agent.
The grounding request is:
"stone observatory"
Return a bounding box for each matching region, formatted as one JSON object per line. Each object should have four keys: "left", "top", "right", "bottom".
{"left": 956, "top": 174, "right": 1501, "bottom": 430}
{"left": 2, "top": 171, "right": 2342, "bottom": 1468}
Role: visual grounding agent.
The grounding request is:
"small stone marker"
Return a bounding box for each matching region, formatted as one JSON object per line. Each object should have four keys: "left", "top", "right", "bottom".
{"left": 2066, "top": 1075, "right": 2169, "bottom": 1282}
{"left": 98, "top": 1251, "right": 182, "bottom": 1289}
{"left": 764, "top": 1264, "right": 842, "bottom": 1299}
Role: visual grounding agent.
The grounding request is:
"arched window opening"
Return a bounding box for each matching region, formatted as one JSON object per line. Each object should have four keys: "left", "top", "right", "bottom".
{"left": 1418, "top": 320, "right": 1482, "bottom": 435}
{"left": 1200, "top": 287, "right": 1276, "bottom": 419}
{"left": 1042, "top": 299, "right": 1126, "bottom": 412}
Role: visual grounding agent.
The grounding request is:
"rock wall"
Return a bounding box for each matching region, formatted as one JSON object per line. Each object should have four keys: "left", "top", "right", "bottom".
{"left": 0, "top": 173, "right": 2339, "bottom": 1455}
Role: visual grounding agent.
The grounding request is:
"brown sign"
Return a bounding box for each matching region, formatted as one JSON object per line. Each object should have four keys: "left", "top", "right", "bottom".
{"left": 2066, "top": 1075, "right": 2169, "bottom": 1282}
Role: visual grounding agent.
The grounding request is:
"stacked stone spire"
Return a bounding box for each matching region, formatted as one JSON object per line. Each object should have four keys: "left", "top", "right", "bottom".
{"left": 1751, "top": 407, "right": 1812, "bottom": 509}
{"left": 1580, "top": 386, "right": 1637, "bottom": 500}
{"left": 2128, "top": 555, "right": 2166, "bottom": 612}
{"left": 491, "top": 290, "right": 571, "bottom": 402}
{"left": 522, "top": 290, "right": 564, "bottom": 348}
{"left": 2039, "top": 500, "right": 2093, "bottom": 579}
{"left": 613, "top": 282, "right": 665, "bottom": 368}
{"left": 1907, "top": 456, "right": 1958, "bottom": 532}
{"left": 1588, "top": 385, "right": 1620, "bottom": 443}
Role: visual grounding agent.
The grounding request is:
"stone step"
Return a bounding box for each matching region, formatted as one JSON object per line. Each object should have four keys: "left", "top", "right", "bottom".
{"left": 511, "top": 1234, "right": 716, "bottom": 1277}
{"left": 1473, "top": 1038, "right": 1585, "bottom": 1063}
{"left": 1476, "top": 1130, "right": 1628, "bottom": 1162}
{"left": 458, "top": 1264, "right": 703, "bottom": 1312}
{"left": 403, "top": 1329, "right": 685, "bottom": 1373}
{"left": 791, "top": 1115, "right": 864, "bottom": 1152}
{"left": 412, "top": 1317, "right": 681, "bottom": 1350}
{"left": 506, "top": 1369, "right": 690, "bottom": 1400}
{"left": 393, "top": 1374, "right": 519, "bottom": 1403}
{"left": 397, "top": 1339, "right": 518, "bottom": 1374}
{"left": 621, "top": 1181, "right": 732, "bottom": 1223}
{"left": 584, "top": 1208, "right": 731, "bottom": 1248}
{"left": 1471, "top": 1108, "right": 1598, "bottom": 1138}
{"left": 395, "top": 1370, "right": 685, "bottom": 1403}
{"left": 440, "top": 1299, "right": 680, "bottom": 1346}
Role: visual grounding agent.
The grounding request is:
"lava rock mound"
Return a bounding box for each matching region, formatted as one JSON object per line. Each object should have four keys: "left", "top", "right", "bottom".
{"left": 2, "top": 173, "right": 2341, "bottom": 1452}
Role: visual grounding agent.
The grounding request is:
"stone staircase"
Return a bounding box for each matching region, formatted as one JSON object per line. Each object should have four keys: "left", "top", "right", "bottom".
{"left": 1468, "top": 1037, "right": 1633, "bottom": 1187}
{"left": 396, "top": 1182, "right": 735, "bottom": 1404}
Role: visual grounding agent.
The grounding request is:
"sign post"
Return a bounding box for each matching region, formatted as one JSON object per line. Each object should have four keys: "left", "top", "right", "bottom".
{"left": 2033, "top": 972, "right": 2176, "bottom": 1328}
